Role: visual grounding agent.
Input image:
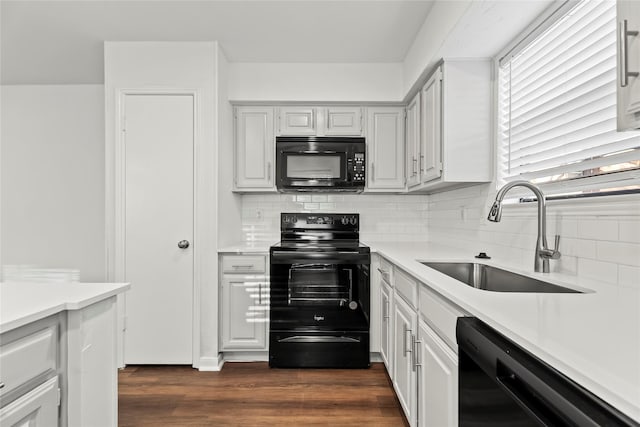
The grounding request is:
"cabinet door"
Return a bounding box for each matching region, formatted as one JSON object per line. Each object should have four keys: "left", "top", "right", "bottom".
{"left": 278, "top": 107, "right": 317, "bottom": 135}
{"left": 367, "top": 107, "right": 406, "bottom": 190}
{"left": 418, "top": 320, "right": 458, "bottom": 427}
{"left": 406, "top": 93, "right": 421, "bottom": 188}
{"left": 0, "top": 377, "right": 59, "bottom": 427}
{"left": 221, "top": 275, "right": 268, "bottom": 350}
{"left": 235, "top": 106, "right": 274, "bottom": 189}
{"left": 380, "top": 280, "right": 393, "bottom": 374}
{"left": 421, "top": 67, "right": 443, "bottom": 183}
{"left": 324, "top": 107, "right": 363, "bottom": 135}
{"left": 617, "top": 1, "right": 640, "bottom": 130}
{"left": 392, "top": 295, "right": 417, "bottom": 425}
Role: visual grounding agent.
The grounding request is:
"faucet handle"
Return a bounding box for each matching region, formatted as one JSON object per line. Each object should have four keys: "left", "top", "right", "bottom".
{"left": 542, "top": 235, "right": 561, "bottom": 260}
{"left": 554, "top": 234, "right": 561, "bottom": 251}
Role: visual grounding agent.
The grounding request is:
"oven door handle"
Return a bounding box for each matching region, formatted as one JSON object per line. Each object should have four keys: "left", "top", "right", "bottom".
{"left": 271, "top": 251, "right": 370, "bottom": 264}
{"left": 278, "top": 336, "right": 361, "bottom": 343}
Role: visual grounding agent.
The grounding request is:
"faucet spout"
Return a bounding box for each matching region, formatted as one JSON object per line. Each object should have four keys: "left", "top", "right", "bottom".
{"left": 488, "top": 180, "right": 560, "bottom": 273}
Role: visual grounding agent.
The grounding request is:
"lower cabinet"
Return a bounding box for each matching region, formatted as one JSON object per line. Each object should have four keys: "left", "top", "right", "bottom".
{"left": 0, "top": 296, "right": 120, "bottom": 427}
{"left": 417, "top": 320, "right": 458, "bottom": 427}
{"left": 378, "top": 255, "right": 462, "bottom": 427}
{"left": 392, "top": 295, "right": 418, "bottom": 424}
{"left": 380, "top": 279, "right": 393, "bottom": 372}
{"left": 219, "top": 254, "right": 269, "bottom": 351}
{"left": 0, "top": 377, "right": 59, "bottom": 427}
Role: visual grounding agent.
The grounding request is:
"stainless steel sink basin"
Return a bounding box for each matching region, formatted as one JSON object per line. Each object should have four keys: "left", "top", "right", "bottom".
{"left": 420, "top": 262, "right": 581, "bottom": 293}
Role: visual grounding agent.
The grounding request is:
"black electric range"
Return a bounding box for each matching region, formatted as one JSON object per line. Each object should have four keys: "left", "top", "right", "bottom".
{"left": 269, "top": 213, "right": 371, "bottom": 368}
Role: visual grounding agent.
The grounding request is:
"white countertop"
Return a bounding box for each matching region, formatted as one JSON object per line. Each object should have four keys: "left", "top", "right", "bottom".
{"left": 218, "top": 242, "right": 272, "bottom": 253}
{"left": 367, "top": 241, "right": 640, "bottom": 422}
{"left": 0, "top": 282, "right": 130, "bottom": 333}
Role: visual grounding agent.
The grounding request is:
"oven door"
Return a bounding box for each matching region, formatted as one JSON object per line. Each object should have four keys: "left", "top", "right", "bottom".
{"left": 270, "top": 250, "right": 370, "bottom": 332}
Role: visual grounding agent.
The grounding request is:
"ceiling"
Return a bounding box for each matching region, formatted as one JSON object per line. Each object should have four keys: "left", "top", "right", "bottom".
{"left": 0, "top": 0, "right": 436, "bottom": 84}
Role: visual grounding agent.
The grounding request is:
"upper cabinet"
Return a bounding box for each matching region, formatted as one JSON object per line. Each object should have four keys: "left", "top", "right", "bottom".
{"left": 367, "top": 107, "right": 406, "bottom": 191}
{"left": 407, "top": 59, "right": 492, "bottom": 194}
{"left": 406, "top": 92, "right": 421, "bottom": 189}
{"left": 277, "top": 106, "right": 363, "bottom": 136}
{"left": 234, "top": 106, "right": 275, "bottom": 191}
{"left": 324, "top": 107, "right": 363, "bottom": 135}
{"left": 277, "top": 106, "right": 317, "bottom": 135}
{"left": 617, "top": 1, "right": 640, "bottom": 130}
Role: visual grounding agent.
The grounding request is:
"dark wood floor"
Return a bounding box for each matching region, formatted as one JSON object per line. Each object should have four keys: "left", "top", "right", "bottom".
{"left": 119, "top": 362, "right": 408, "bottom": 426}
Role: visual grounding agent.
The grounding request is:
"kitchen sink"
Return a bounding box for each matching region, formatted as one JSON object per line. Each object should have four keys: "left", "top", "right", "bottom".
{"left": 420, "top": 262, "right": 581, "bottom": 293}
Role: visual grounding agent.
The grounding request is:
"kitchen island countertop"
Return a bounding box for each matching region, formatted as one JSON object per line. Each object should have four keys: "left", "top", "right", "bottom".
{"left": 0, "top": 281, "right": 130, "bottom": 333}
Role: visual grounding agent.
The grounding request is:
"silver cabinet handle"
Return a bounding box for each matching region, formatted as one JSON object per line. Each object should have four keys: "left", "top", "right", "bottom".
{"left": 371, "top": 162, "right": 375, "bottom": 182}
{"left": 413, "top": 157, "right": 418, "bottom": 176}
{"left": 413, "top": 338, "right": 421, "bottom": 372}
{"left": 384, "top": 301, "right": 390, "bottom": 320}
{"left": 177, "top": 240, "right": 190, "bottom": 249}
{"left": 619, "top": 19, "right": 639, "bottom": 88}
{"left": 403, "top": 325, "right": 412, "bottom": 355}
{"left": 258, "top": 283, "right": 262, "bottom": 305}
{"left": 377, "top": 267, "right": 390, "bottom": 283}
{"left": 232, "top": 265, "right": 253, "bottom": 269}
{"left": 267, "top": 162, "right": 272, "bottom": 181}
{"left": 420, "top": 155, "right": 425, "bottom": 173}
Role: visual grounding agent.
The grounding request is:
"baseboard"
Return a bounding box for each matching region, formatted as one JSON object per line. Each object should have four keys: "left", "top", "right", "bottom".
{"left": 198, "top": 354, "right": 224, "bottom": 371}
{"left": 221, "top": 351, "right": 269, "bottom": 363}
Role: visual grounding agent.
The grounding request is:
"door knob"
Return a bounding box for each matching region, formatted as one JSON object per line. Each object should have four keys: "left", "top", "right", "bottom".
{"left": 177, "top": 240, "right": 190, "bottom": 249}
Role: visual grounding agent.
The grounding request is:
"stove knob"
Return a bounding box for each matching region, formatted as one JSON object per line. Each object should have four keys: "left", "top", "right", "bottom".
{"left": 341, "top": 216, "right": 349, "bottom": 225}
{"left": 349, "top": 216, "right": 358, "bottom": 225}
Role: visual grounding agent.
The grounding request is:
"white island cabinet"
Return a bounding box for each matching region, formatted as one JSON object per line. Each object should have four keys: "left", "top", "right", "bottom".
{"left": 0, "top": 282, "right": 129, "bottom": 427}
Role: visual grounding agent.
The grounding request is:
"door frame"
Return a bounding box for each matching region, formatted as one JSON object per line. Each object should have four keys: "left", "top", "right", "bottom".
{"left": 109, "top": 88, "right": 201, "bottom": 368}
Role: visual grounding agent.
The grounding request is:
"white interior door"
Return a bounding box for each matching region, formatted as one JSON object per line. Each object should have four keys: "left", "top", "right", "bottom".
{"left": 124, "top": 94, "right": 194, "bottom": 364}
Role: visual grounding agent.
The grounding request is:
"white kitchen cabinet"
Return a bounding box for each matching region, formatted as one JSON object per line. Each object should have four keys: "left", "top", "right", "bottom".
{"left": 392, "top": 294, "right": 417, "bottom": 425}
{"left": 617, "top": 1, "right": 640, "bottom": 130}
{"left": 380, "top": 277, "right": 393, "bottom": 374}
{"left": 367, "top": 107, "right": 406, "bottom": 191}
{"left": 0, "top": 377, "right": 59, "bottom": 427}
{"left": 277, "top": 106, "right": 317, "bottom": 135}
{"left": 220, "top": 255, "right": 269, "bottom": 351}
{"left": 409, "top": 60, "right": 492, "bottom": 193}
{"left": 0, "top": 316, "right": 59, "bottom": 426}
{"left": 406, "top": 92, "right": 421, "bottom": 188}
{"left": 323, "top": 106, "right": 363, "bottom": 136}
{"left": 420, "top": 68, "right": 443, "bottom": 184}
{"left": 417, "top": 320, "right": 458, "bottom": 427}
{"left": 234, "top": 106, "right": 275, "bottom": 190}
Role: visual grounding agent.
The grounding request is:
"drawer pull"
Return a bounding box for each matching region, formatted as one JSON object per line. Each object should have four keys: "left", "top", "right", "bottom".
{"left": 232, "top": 265, "right": 253, "bottom": 269}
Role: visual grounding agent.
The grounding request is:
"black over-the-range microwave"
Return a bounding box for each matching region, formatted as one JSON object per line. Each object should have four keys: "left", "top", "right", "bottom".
{"left": 275, "top": 136, "right": 366, "bottom": 192}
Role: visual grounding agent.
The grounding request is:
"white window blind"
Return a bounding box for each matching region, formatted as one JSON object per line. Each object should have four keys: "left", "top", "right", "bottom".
{"left": 498, "top": 0, "right": 640, "bottom": 195}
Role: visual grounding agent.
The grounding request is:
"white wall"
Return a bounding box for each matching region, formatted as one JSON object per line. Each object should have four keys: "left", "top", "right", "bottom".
{"left": 427, "top": 184, "right": 640, "bottom": 291}
{"left": 242, "top": 193, "right": 429, "bottom": 244}
{"left": 1, "top": 85, "right": 106, "bottom": 281}
{"left": 217, "top": 49, "right": 242, "bottom": 247}
{"left": 228, "top": 63, "right": 404, "bottom": 102}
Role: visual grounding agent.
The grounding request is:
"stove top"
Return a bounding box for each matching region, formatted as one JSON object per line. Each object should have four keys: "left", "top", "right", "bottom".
{"left": 273, "top": 213, "right": 367, "bottom": 253}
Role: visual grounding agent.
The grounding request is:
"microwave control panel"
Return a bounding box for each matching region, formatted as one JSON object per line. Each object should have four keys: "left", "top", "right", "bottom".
{"left": 350, "top": 153, "right": 366, "bottom": 182}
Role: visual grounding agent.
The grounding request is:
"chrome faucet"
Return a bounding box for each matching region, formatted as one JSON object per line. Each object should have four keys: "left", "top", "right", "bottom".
{"left": 488, "top": 180, "right": 561, "bottom": 273}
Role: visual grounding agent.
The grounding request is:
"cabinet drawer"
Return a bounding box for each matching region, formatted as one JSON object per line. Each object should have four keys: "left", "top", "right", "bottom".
{"left": 378, "top": 257, "right": 394, "bottom": 286}
{"left": 394, "top": 268, "right": 418, "bottom": 309}
{"left": 0, "top": 325, "right": 57, "bottom": 398}
{"left": 419, "top": 285, "right": 466, "bottom": 351}
{"left": 221, "top": 255, "right": 266, "bottom": 273}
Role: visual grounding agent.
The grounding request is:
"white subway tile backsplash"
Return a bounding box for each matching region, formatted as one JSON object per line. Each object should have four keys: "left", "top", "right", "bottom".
{"left": 577, "top": 219, "right": 619, "bottom": 241}
{"left": 577, "top": 258, "right": 618, "bottom": 284}
{"left": 619, "top": 220, "right": 640, "bottom": 243}
{"left": 618, "top": 265, "right": 640, "bottom": 290}
{"left": 596, "top": 241, "right": 640, "bottom": 267}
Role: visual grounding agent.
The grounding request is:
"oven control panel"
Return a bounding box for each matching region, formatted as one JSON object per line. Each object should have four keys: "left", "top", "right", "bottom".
{"left": 281, "top": 213, "right": 359, "bottom": 229}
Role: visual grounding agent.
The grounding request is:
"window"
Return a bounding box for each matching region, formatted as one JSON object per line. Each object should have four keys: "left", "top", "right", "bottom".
{"left": 498, "top": 0, "right": 640, "bottom": 197}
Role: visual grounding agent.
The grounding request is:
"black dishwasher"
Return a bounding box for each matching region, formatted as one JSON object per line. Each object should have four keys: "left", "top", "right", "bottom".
{"left": 457, "top": 317, "right": 639, "bottom": 427}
